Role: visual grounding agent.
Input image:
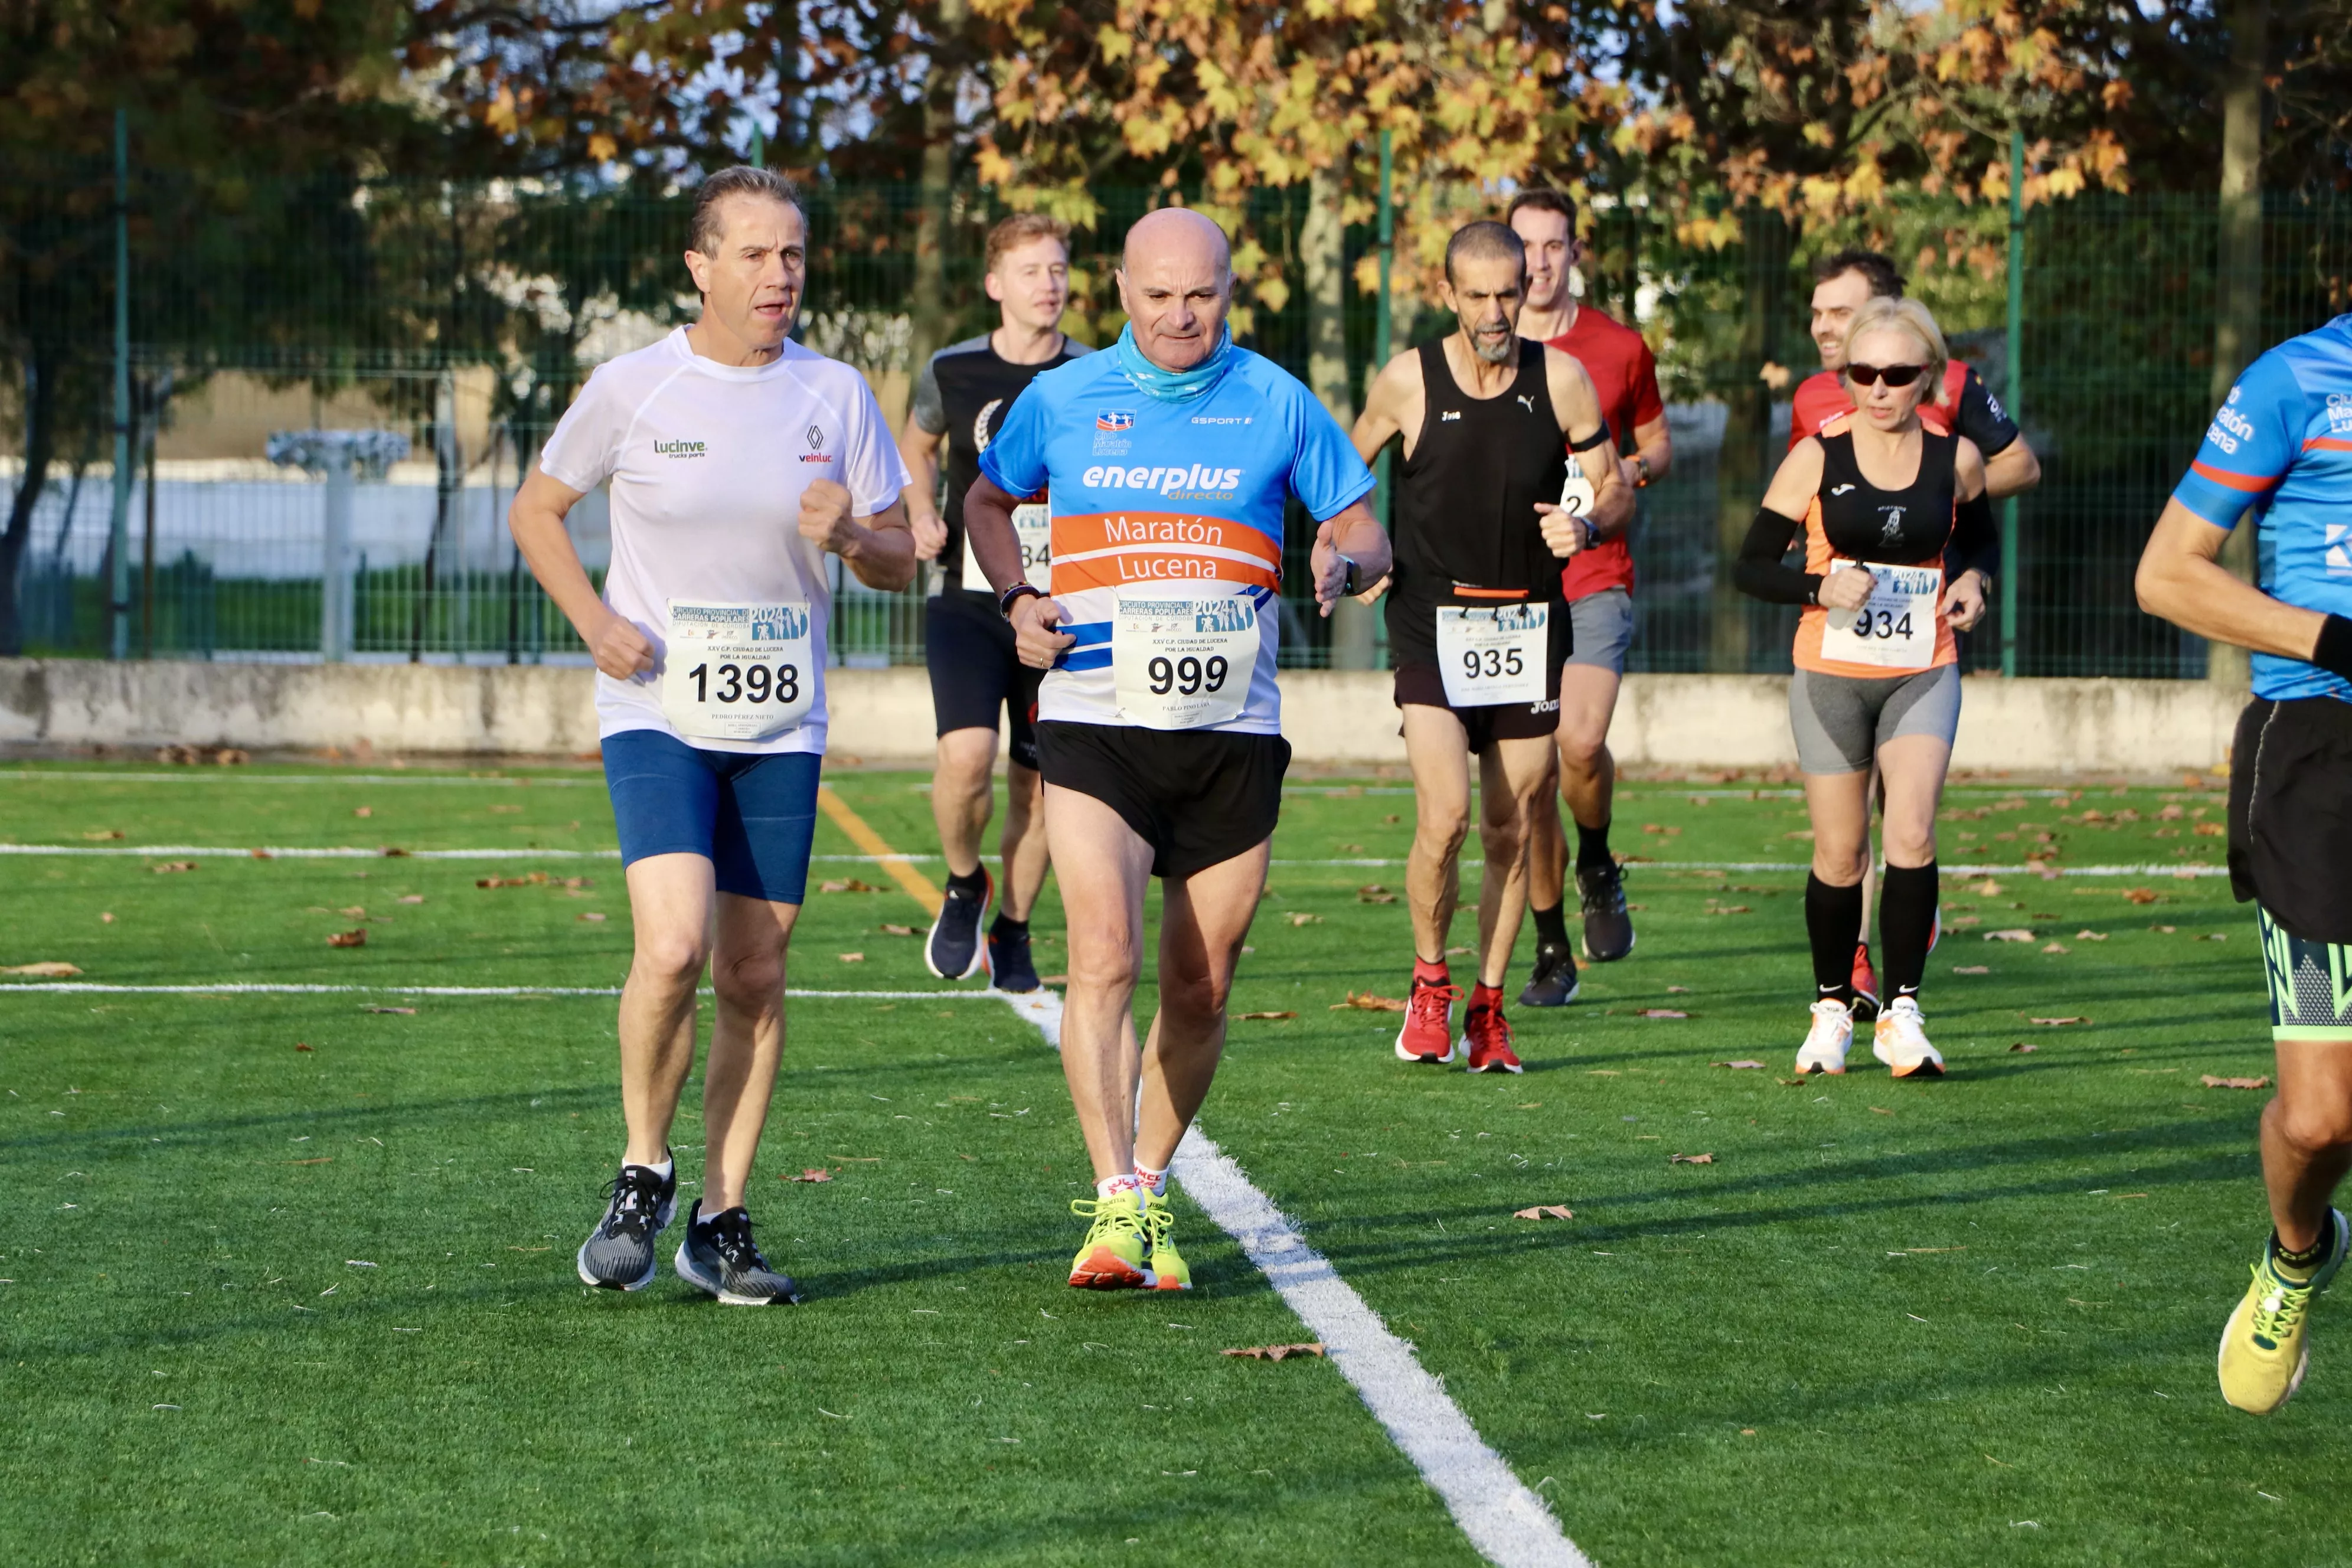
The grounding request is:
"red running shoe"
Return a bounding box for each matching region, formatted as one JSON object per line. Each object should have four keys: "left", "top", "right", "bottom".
{"left": 1849, "top": 941, "right": 1881, "bottom": 1023}
{"left": 1462, "top": 990, "right": 1523, "bottom": 1074}
{"left": 1394, "top": 975, "right": 1461, "bottom": 1064}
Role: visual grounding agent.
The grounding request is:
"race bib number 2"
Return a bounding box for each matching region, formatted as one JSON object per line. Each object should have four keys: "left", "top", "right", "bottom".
{"left": 961, "top": 502, "right": 1051, "bottom": 593}
{"left": 1436, "top": 603, "right": 1549, "bottom": 707}
{"left": 1112, "top": 589, "right": 1257, "bottom": 730}
{"left": 1818, "top": 562, "right": 1939, "bottom": 670}
{"left": 659, "top": 600, "right": 815, "bottom": 743}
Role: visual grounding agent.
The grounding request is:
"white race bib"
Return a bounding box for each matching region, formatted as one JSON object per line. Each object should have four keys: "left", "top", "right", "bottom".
{"left": 658, "top": 600, "right": 815, "bottom": 742}
{"left": 1559, "top": 455, "right": 1596, "bottom": 520}
{"left": 1818, "top": 562, "right": 1940, "bottom": 670}
{"left": 1111, "top": 588, "right": 1258, "bottom": 730}
{"left": 1436, "top": 602, "right": 1550, "bottom": 707}
{"left": 962, "top": 502, "right": 1053, "bottom": 593}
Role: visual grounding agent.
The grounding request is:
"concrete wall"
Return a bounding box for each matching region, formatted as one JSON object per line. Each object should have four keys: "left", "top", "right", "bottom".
{"left": 0, "top": 658, "right": 2246, "bottom": 774}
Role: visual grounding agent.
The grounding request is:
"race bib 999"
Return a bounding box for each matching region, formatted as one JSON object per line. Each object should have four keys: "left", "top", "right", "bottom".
{"left": 1111, "top": 588, "right": 1257, "bottom": 730}
{"left": 659, "top": 600, "right": 815, "bottom": 742}
{"left": 1818, "top": 562, "right": 1939, "bottom": 670}
{"left": 961, "top": 502, "right": 1052, "bottom": 593}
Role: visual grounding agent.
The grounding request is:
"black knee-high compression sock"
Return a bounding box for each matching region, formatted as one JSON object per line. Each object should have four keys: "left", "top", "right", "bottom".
{"left": 1804, "top": 874, "right": 1864, "bottom": 1004}
{"left": 1530, "top": 901, "right": 1570, "bottom": 949}
{"left": 1879, "top": 861, "right": 1939, "bottom": 1001}
{"left": 1574, "top": 820, "right": 1615, "bottom": 873}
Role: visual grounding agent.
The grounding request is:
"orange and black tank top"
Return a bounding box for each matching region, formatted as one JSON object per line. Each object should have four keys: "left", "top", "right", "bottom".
{"left": 1794, "top": 428, "right": 1961, "bottom": 677}
{"left": 1386, "top": 338, "right": 1570, "bottom": 667}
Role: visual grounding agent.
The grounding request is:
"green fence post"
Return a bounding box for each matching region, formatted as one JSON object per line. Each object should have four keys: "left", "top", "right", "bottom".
{"left": 108, "top": 108, "right": 132, "bottom": 662}
{"left": 2000, "top": 128, "right": 2023, "bottom": 679}
{"left": 1370, "top": 130, "right": 1394, "bottom": 525}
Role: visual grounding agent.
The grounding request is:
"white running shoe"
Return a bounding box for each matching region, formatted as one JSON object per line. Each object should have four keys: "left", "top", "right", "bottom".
{"left": 1795, "top": 999, "right": 1854, "bottom": 1076}
{"left": 1873, "top": 996, "right": 1946, "bottom": 1078}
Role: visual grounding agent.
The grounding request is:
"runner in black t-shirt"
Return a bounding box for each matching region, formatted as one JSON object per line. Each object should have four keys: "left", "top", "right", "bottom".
{"left": 897, "top": 214, "right": 1091, "bottom": 990}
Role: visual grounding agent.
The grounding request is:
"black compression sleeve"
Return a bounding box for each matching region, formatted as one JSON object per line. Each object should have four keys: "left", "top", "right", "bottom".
{"left": 2315, "top": 615, "right": 2352, "bottom": 681}
{"left": 1947, "top": 489, "right": 1999, "bottom": 581}
{"left": 1569, "top": 423, "right": 1613, "bottom": 452}
{"left": 1955, "top": 366, "right": 2019, "bottom": 459}
{"left": 1731, "top": 506, "right": 1822, "bottom": 605}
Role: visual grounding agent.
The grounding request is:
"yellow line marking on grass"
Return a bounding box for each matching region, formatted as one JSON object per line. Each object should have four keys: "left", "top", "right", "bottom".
{"left": 815, "top": 786, "right": 942, "bottom": 914}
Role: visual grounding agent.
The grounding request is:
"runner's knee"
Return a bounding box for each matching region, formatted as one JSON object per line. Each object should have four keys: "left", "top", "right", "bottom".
{"left": 1159, "top": 963, "right": 1233, "bottom": 1023}
{"left": 1415, "top": 801, "right": 1471, "bottom": 858}
{"left": 2272, "top": 1093, "right": 2352, "bottom": 1155}
{"left": 710, "top": 948, "right": 786, "bottom": 1014}
{"left": 633, "top": 927, "right": 711, "bottom": 989}
{"left": 936, "top": 729, "right": 997, "bottom": 788}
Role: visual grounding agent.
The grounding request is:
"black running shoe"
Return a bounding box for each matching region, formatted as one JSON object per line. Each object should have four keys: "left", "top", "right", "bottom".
{"left": 576, "top": 1158, "right": 677, "bottom": 1291}
{"left": 988, "top": 925, "right": 1041, "bottom": 993}
{"left": 1517, "top": 940, "right": 1582, "bottom": 1008}
{"left": 675, "top": 1207, "right": 803, "bottom": 1305}
{"left": 1577, "top": 860, "right": 1636, "bottom": 963}
{"left": 926, "top": 869, "right": 993, "bottom": 981}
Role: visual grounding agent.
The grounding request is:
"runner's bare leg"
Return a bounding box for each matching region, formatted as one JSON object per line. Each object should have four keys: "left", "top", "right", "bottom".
{"left": 1043, "top": 784, "right": 1155, "bottom": 1180}
{"left": 1135, "top": 842, "right": 1272, "bottom": 1171}
{"left": 1476, "top": 734, "right": 1559, "bottom": 988}
{"left": 1402, "top": 705, "right": 1474, "bottom": 962}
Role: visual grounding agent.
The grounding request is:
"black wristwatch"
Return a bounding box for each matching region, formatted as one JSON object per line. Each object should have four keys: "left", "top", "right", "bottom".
{"left": 1339, "top": 556, "right": 1361, "bottom": 596}
{"left": 999, "top": 583, "right": 1044, "bottom": 620}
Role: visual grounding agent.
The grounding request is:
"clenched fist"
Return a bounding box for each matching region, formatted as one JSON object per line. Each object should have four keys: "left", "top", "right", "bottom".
{"left": 799, "top": 479, "right": 859, "bottom": 555}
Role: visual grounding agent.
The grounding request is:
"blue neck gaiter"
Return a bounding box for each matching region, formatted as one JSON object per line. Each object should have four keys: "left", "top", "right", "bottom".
{"left": 1114, "top": 322, "right": 1234, "bottom": 403}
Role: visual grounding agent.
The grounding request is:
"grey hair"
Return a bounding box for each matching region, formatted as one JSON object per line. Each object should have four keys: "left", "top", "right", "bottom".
{"left": 689, "top": 166, "right": 806, "bottom": 257}
{"left": 1445, "top": 220, "right": 1525, "bottom": 285}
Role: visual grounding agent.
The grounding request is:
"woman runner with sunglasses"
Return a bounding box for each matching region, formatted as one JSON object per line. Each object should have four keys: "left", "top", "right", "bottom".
{"left": 1735, "top": 296, "right": 1998, "bottom": 1077}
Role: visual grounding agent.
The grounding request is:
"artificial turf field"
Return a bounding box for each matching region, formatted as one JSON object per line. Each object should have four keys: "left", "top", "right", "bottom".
{"left": 1, "top": 756, "right": 2346, "bottom": 1567}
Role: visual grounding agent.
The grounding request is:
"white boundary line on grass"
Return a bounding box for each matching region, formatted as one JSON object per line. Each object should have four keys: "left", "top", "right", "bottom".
{"left": 1010, "top": 988, "right": 1588, "bottom": 1568}
{"left": 0, "top": 983, "right": 1011, "bottom": 999}
{"left": 0, "top": 842, "right": 2227, "bottom": 877}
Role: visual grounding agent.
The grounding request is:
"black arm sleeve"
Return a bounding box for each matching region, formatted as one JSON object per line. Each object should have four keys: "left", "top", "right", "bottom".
{"left": 1732, "top": 507, "right": 1822, "bottom": 606}
{"left": 1954, "top": 365, "right": 2019, "bottom": 459}
{"left": 1947, "top": 489, "right": 1999, "bottom": 581}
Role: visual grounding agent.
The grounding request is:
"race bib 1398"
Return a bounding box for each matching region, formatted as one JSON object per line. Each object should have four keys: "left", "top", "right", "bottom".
{"left": 659, "top": 600, "right": 815, "bottom": 742}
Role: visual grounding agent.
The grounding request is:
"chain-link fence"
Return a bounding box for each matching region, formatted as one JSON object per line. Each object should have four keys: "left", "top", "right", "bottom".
{"left": 6, "top": 163, "right": 2348, "bottom": 673}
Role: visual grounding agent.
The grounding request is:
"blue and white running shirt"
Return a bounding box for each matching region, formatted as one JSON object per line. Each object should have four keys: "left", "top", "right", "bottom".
{"left": 2172, "top": 312, "right": 2352, "bottom": 703}
{"left": 978, "top": 345, "right": 1374, "bottom": 733}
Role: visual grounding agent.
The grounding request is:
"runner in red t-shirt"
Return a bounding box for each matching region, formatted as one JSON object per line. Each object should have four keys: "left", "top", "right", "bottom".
{"left": 1792, "top": 249, "right": 2043, "bottom": 1014}
{"left": 1504, "top": 190, "right": 1674, "bottom": 1006}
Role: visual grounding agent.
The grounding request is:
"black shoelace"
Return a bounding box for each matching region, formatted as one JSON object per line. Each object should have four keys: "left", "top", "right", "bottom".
{"left": 600, "top": 1170, "right": 665, "bottom": 1240}
{"left": 704, "top": 1212, "right": 770, "bottom": 1273}
{"left": 1579, "top": 861, "right": 1626, "bottom": 913}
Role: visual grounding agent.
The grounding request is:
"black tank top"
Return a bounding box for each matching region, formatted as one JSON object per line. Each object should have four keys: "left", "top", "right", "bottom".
{"left": 1814, "top": 428, "right": 1959, "bottom": 566}
{"left": 1386, "top": 338, "right": 1570, "bottom": 665}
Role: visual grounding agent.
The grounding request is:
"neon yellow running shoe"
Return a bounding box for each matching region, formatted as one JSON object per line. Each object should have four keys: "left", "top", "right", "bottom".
{"left": 1143, "top": 1190, "right": 1192, "bottom": 1292}
{"left": 1067, "top": 1191, "right": 1153, "bottom": 1290}
{"left": 2219, "top": 1210, "right": 2347, "bottom": 1415}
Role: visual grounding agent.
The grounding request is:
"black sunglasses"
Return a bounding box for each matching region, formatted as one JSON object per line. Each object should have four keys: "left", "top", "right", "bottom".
{"left": 1844, "top": 362, "right": 1928, "bottom": 388}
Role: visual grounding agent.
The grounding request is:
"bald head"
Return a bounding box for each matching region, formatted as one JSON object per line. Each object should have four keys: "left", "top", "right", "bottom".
{"left": 1116, "top": 208, "right": 1235, "bottom": 373}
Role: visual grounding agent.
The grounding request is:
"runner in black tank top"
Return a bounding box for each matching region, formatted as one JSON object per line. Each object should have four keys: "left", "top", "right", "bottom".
{"left": 1812, "top": 427, "right": 1960, "bottom": 567}
{"left": 1349, "top": 219, "right": 1635, "bottom": 1076}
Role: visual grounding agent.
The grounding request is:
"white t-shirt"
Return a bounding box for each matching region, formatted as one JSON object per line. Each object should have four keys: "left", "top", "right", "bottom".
{"left": 538, "top": 329, "right": 910, "bottom": 755}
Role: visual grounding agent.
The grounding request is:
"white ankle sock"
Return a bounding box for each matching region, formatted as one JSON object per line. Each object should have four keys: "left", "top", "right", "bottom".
{"left": 1133, "top": 1164, "right": 1168, "bottom": 1198}
{"left": 1095, "top": 1173, "right": 1139, "bottom": 1201}
{"left": 628, "top": 1155, "right": 674, "bottom": 1181}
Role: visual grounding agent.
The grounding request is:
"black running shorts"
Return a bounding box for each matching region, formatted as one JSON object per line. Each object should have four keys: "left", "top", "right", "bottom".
{"left": 1034, "top": 720, "right": 1290, "bottom": 880}
{"left": 926, "top": 590, "right": 1043, "bottom": 771}
{"left": 2227, "top": 696, "right": 2352, "bottom": 945}
{"left": 1391, "top": 660, "right": 1564, "bottom": 752}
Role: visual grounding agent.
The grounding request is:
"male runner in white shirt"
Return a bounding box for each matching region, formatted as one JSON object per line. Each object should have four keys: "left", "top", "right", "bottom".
{"left": 509, "top": 166, "right": 914, "bottom": 1305}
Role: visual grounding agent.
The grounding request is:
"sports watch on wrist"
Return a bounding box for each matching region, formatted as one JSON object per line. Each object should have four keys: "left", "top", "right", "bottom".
{"left": 1633, "top": 454, "right": 1653, "bottom": 488}
{"left": 1339, "top": 555, "right": 1361, "bottom": 596}
{"left": 999, "top": 583, "right": 1043, "bottom": 620}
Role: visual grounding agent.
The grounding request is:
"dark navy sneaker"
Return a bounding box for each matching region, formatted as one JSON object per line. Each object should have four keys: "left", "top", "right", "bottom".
{"left": 988, "top": 923, "right": 1040, "bottom": 993}
{"left": 1517, "top": 940, "right": 1582, "bottom": 1008}
{"left": 675, "top": 1207, "right": 803, "bottom": 1306}
{"left": 576, "top": 1159, "right": 677, "bottom": 1290}
{"left": 925, "top": 868, "right": 993, "bottom": 981}
{"left": 1577, "top": 860, "right": 1636, "bottom": 963}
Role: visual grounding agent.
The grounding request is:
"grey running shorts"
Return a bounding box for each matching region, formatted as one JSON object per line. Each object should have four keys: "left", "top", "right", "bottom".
{"left": 1566, "top": 586, "right": 1635, "bottom": 674}
{"left": 1788, "top": 664, "right": 1961, "bottom": 776}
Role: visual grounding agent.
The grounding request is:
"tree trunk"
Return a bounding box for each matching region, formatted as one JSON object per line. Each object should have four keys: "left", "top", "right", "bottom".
{"left": 1713, "top": 210, "right": 1788, "bottom": 674}
{"left": 906, "top": 0, "right": 968, "bottom": 383}
{"left": 1303, "top": 161, "right": 1374, "bottom": 669}
{"left": 0, "top": 339, "right": 62, "bottom": 656}
{"left": 2207, "top": 0, "right": 2267, "bottom": 690}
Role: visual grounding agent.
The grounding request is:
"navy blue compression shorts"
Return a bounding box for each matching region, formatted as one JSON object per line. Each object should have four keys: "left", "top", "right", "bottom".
{"left": 600, "top": 729, "right": 822, "bottom": 904}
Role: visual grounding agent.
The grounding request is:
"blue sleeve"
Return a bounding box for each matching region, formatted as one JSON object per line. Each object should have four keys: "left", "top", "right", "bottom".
{"left": 2171, "top": 351, "right": 2305, "bottom": 528}
{"left": 976, "top": 381, "right": 1051, "bottom": 498}
{"left": 1285, "top": 386, "right": 1377, "bottom": 521}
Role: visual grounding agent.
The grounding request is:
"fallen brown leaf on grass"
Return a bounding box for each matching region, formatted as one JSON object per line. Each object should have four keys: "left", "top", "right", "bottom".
{"left": 1221, "top": 1343, "right": 1326, "bottom": 1361}
{"left": 1704, "top": 904, "right": 1753, "bottom": 916}
{"left": 838, "top": 952, "right": 865, "bottom": 963}
{"left": 353, "top": 806, "right": 373, "bottom": 818}
{"left": 2010, "top": 1042, "right": 2038, "bottom": 1053}
{"left": 0, "top": 962, "right": 81, "bottom": 977}
{"left": 1869, "top": 1106, "right": 1894, "bottom": 1116}
{"left": 2076, "top": 930, "right": 2109, "bottom": 941}
{"left": 578, "top": 912, "right": 607, "bottom": 923}
{"left": 2125, "top": 888, "right": 2160, "bottom": 904}
{"left": 2203, "top": 1075, "right": 2271, "bottom": 1090}
{"left": 881, "top": 924, "right": 917, "bottom": 937}
{"left": 476, "top": 873, "right": 553, "bottom": 889}
{"left": 362, "top": 1006, "right": 416, "bottom": 1015}
{"left": 1513, "top": 1205, "right": 1574, "bottom": 1220}
{"left": 819, "top": 878, "right": 880, "bottom": 894}
{"left": 1355, "top": 885, "right": 1397, "bottom": 905}
{"left": 782, "top": 1168, "right": 834, "bottom": 1182}
{"left": 99, "top": 912, "right": 113, "bottom": 923}
{"left": 379, "top": 846, "right": 411, "bottom": 858}
{"left": 1637, "top": 1008, "right": 1690, "bottom": 1019}
{"left": 2151, "top": 924, "right": 2178, "bottom": 934}
{"left": 1286, "top": 912, "right": 1322, "bottom": 927}
{"left": 294, "top": 1042, "right": 315, "bottom": 1052}
{"left": 1236, "top": 1011, "right": 1298, "bottom": 1021}
{"left": 1667, "top": 985, "right": 1694, "bottom": 994}
{"left": 1670, "top": 1152, "right": 1715, "bottom": 1165}
{"left": 1952, "top": 965, "right": 1990, "bottom": 975}
{"left": 1331, "top": 991, "right": 1408, "bottom": 1012}
{"left": 1984, "top": 929, "right": 2035, "bottom": 942}
{"left": 151, "top": 861, "right": 197, "bottom": 874}
{"left": 338, "top": 906, "right": 367, "bottom": 919}
{"left": 326, "top": 930, "right": 367, "bottom": 948}
{"left": 396, "top": 894, "right": 424, "bottom": 905}
{"left": 2029, "top": 1016, "right": 2090, "bottom": 1026}
{"left": 1975, "top": 879, "right": 2003, "bottom": 896}
{"left": 2194, "top": 821, "right": 2226, "bottom": 837}
{"left": 1713, "top": 1060, "right": 1766, "bottom": 1070}
{"left": 249, "top": 848, "right": 273, "bottom": 860}
{"left": 288, "top": 1155, "right": 331, "bottom": 1164}
{"left": 81, "top": 830, "right": 123, "bottom": 841}
{"left": 2041, "top": 942, "right": 2070, "bottom": 955}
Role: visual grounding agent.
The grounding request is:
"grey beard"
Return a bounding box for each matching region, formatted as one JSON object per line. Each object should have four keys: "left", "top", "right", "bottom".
{"left": 1472, "top": 331, "right": 1514, "bottom": 364}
